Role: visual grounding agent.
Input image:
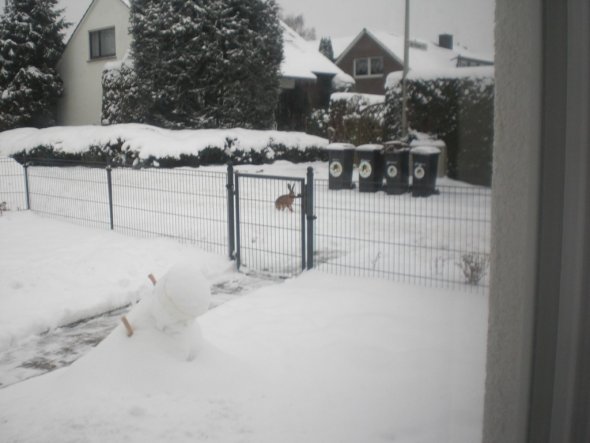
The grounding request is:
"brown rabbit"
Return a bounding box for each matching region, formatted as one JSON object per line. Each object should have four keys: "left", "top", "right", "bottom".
{"left": 275, "top": 183, "right": 296, "bottom": 212}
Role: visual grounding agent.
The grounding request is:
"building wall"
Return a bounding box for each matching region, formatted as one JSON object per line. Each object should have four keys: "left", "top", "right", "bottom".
{"left": 56, "top": 0, "right": 131, "bottom": 126}
{"left": 336, "top": 33, "right": 402, "bottom": 95}
{"left": 483, "top": 0, "right": 542, "bottom": 440}
{"left": 484, "top": 0, "right": 590, "bottom": 440}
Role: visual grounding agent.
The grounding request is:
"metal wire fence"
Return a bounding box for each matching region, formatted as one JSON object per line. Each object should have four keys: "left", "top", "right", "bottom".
{"left": 0, "top": 159, "right": 228, "bottom": 256}
{"left": 0, "top": 157, "right": 27, "bottom": 212}
{"left": 0, "top": 157, "right": 491, "bottom": 291}
{"left": 111, "top": 167, "right": 227, "bottom": 254}
{"left": 26, "top": 161, "right": 111, "bottom": 230}
{"left": 234, "top": 173, "right": 306, "bottom": 276}
{"left": 314, "top": 179, "right": 491, "bottom": 290}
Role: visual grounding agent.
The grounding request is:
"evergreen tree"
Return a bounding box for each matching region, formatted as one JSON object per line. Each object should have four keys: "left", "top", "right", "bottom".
{"left": 319, "top": 37, "right": 334, "bottom": 61}
{"left": 212, "top": 0, "right": 283, "bottom": 128}
{"left": 0, "top": 0, "right": 69, "bottom": 130}
{"left": 129, "top": 0, "right": 283, "bottom": 129}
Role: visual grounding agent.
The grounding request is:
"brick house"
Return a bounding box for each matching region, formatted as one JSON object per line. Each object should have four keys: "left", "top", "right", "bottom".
{"left": 334, "top": 28, "right": 493, "bottom": 95}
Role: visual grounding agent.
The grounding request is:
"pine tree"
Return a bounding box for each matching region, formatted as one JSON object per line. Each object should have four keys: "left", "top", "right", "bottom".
{"left": 128, "top": 0, "right": 283, "bottom": 129}
{"left": 0, "top": 0, "right": 69, "bottom": 130}
{"left": 129, "top": 0, "right": 207, "bottom": 128}
{"left": 319, "top": 37, "right": 334, "bottom": 62}
{"left": 212, "top": 0, "right": 283, "bottom": 128}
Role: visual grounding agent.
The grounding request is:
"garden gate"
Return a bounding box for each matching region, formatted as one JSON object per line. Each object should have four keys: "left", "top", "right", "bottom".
{"left": 229, "top": 167, "right": 314, "bottom": 277}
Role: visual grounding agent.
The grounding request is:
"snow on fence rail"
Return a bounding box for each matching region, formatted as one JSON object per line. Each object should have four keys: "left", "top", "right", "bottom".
{"left": 0, "top": 157, "right": 491, "bottom": 291}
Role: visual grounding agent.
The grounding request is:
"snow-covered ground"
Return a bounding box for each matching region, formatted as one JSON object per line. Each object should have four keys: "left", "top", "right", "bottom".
{"left": 0, "top": 211, "right": 234, "bottom": 351}
{"left": 0, "top": 124, "right": 490, "bottom": 440}
{"left": 0, "top": 211, "right": 487, "bottom": 442}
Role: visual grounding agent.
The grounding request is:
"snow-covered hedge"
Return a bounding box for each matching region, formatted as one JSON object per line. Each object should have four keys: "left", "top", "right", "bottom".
{"left": 0, "top": 124, "right": 329, "bottom": 167}
{"left": 308, "top": 92, "right": 385, "bottom": 146}
{"left": 384, "top": 67, "right": 494, "bottom": 186}
{"left": 101, "top": 60, "right": 147, "bottom": 126}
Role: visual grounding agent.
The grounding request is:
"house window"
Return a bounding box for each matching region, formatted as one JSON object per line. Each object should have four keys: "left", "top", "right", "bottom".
{"left": 370, "top": 57, "right": 384, "bottom": 75}
{"left": 354, "top": 57, "right": 384, "bottom": 77}
{"left": 354, "top": 58, "right": 369, "bottom": 76}
{"left": 89, "top": 28, "right": 115, "bottom": 59}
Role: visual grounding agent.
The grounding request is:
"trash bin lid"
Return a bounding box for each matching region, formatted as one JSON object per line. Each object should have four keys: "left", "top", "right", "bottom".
{"left": 325, "top": 143, "right": 356, "bottom": 150}
{"left": 383, "top": 140, "right": 408, "bottom": 150}
{"left": 411, "top": 146, "right": 441, "bottom": 155}
{"left": 356, "top": 143, "right": 383, "bottom": 152}
{"left": 410, "top": 139, "right": 446, "bottom": 148}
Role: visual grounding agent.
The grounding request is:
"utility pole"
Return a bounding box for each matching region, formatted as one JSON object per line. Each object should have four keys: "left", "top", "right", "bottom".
{"left": 401, "top": 0, "right": 410, "bottom": 138}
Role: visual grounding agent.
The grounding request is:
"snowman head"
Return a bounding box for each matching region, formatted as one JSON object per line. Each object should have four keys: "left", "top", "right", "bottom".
{"left": 151, "top": 262, "right": 211, "bottom": 331}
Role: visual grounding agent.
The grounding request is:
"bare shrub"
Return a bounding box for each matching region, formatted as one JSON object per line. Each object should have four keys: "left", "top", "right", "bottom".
{"left": 457, "top": 252, "right": 490, "bottom": 285}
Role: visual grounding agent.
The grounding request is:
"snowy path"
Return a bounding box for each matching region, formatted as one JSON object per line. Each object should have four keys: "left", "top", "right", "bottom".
{"left": 0, "top": 273, "right": 280, "bottom": 389}
{"left": 0, "top": 211, "right": 282, "bottom": 388}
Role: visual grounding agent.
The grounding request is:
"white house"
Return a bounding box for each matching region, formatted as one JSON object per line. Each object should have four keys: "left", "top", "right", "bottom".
{"left": 55, "top": 0, "right": 352, "bottom": 127}
{"left": 57, "top": 0, "right": 131, "bottom": 126}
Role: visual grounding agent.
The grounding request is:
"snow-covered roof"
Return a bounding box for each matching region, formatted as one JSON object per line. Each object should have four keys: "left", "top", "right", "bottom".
{"left": 280, "top": 22, "right": 353, "bottom": 85}
{"left": 335, "top": 28, "right": 493, "bottom": 71}
{"left": 453, "top": 47, "right": 495, "bottom": 64}
{"left": 329, "top": 36, "right": 356, "bottom": 60}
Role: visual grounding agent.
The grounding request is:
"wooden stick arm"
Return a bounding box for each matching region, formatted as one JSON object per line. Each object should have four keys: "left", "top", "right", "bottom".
{"left": 121, "top": 315, "right": 133, "bottom": 337}
{"left": 121, "top": 273, "right": 157, "bottom": 337}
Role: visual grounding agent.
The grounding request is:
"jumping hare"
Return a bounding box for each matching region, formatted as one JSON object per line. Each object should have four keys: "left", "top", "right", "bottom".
{"left": 275, "top": 183, "right": 296, "bottom": 212}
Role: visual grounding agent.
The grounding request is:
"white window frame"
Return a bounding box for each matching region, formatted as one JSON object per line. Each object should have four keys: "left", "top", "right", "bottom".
{"left": 89, "top": 27, "right": 116, "bottom": 60}
{"left": 353, "top": 56, "right": 384, "bottom": 78}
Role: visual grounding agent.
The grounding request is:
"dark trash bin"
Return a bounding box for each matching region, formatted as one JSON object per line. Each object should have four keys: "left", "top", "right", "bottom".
{"left": 411, "top": 146, "right": 441, "bottom": 197}
{"left": 409, "top": 139, "right": 447, "bottom": 177}
{"left": 383, "top": 141, "right": 410, "bottom": 195}
{"left": 326, "top": 143, "right": 356, "bottom": 190}
{"left": 357, "top": 144, "right": 384, "bottom": 192}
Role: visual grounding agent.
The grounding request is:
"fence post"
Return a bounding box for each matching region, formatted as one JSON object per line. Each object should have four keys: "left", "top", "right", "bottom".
{"left": 300, "top": 177, "right": 306, "bottom": 272}
{"left": 226, "top": 163, "right": 236, "bottom": 260}
{"left": 234, "top": 172, "right": 241, "bottom": 270}
{"left": 306, "top": 167, "right": 315, "bottom": 270}
{"left": 106, "top": 164, "right": 114, "bottom": 230}
{"left": 23, "top": 162, "right": 31, "bottom": 210}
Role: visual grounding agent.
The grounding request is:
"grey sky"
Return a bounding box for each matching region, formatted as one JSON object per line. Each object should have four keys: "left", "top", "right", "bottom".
{"left": 1, "top": 0, "right": 494, "bottom": 55}
{"left": 277, "top": 0, "right": 495, "bottom": 56}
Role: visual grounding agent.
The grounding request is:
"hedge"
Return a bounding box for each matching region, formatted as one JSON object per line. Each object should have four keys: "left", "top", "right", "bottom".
{"left": 308, "top": 93, "right": 386, "bottom": 146}
{"left": 10, "top": 140, "right": 328, "bottom": 168}
{"left": 384, "top": 69, "right": 494, "bottom": 186}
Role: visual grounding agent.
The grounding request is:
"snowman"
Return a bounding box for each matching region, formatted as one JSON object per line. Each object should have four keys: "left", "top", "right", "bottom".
{"left": 121, "top": 262, "right": 211, "bottom": 361}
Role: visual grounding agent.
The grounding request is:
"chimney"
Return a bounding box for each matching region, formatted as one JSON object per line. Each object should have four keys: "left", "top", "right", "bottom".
{"left": 438, "top": 34, "right": 453, "bottom": 50}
